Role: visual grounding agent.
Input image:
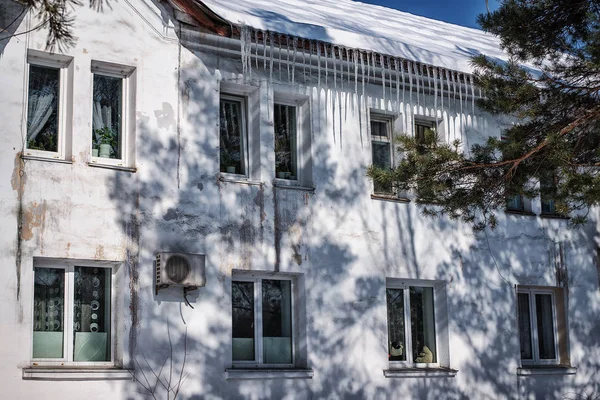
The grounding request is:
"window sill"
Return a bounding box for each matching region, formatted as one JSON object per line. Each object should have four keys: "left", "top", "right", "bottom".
{"left": 273, "top": 180, "right": 315, "bottom": 192}
{"left": 88, "top": 162, "right": 137, "bottom": 173}
{"left": 371, "top": 194, "right": 410, "bottom": 203}
{"left": 219, "top": 174, "right": 263, "bottom": 186}
{"left": 23, "top": 367, "right": 132, "bottom": 381}
{"left": 22, "top": 154, "right": 72, "bottom": 164}
{"left": 539, "top": 213, "right": 570, "bottom": 220}
{"left": 224, "top": 368, "right": 314, "bottom": 380}
{"left": 383, "top": 367, "right": 458, "bottom": 378}
{"left": 505, "top": 209, "right": 536, "bottom": 217}
{"left": 517, "top": 365, "right": 576, "bottom": 376}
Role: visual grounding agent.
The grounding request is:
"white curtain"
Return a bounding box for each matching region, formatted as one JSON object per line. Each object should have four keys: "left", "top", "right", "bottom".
{"left": 27, "top": 92, "right": 55, "bottom": 142}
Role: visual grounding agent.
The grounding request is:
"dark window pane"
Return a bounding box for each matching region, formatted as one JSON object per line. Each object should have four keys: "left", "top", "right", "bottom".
{"left": 92, "top": 75, "right": 122, "bottom": 159}
{"left": 262, "top": 280, "right": 293, "bottom": 364}
{"left": 386, "top": 288, "right": 406, "bottom": 361}
{"left": 274, "top": 104, "right": 297, "bottom": 179}
{"left": 73, "top": 267, "right": 111, "bottom": 361}
{"left": 536, "top": 294, "right": 556, "bottom": 359}
{"left": 232, "top": 281, "right": 255, "bottom": 361}
{"left": 371, "top": 120, "right": 388, "bottom": 138}
{"left": 220, "top": 99, "right": 244, "bottom": 174}
{"left": 27, "top": 65, "right": 59, "bottom": 152}
{"left": 410, "top": 286, "right": 436, "bottom": 363}
{"left": 506, "top": 194, "right": 524, "bottom": 211}
{"left": 415, "top": 122, "right": 435, "bottom": 153}
{"left": 518, "top": 293, "right": 533, "bottom": 359}
{"left": 33, "top": 268, "right": 65, "bottom": 358}
{"left": 372, "top": 142, "right": 392, "bottom": 194}
{"left": 540, "top": 175, "right": 556, "bottom": 214}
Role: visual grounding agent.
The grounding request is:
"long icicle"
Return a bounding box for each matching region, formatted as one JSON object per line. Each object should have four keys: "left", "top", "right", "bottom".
{"left": 286, "top": 35, "right": 291, "bottom": 82}
{"left": 317, "top": 41, "right": 321, "bottom": 88}
{"left": 263, "top": 30, "right": 267, "bottom": 70}
{"left": 333, "top": 46, "right": 337, "bottom": 94}
{"left": 401, "top": 59, "right": 405, "bottom": 105}
{"left": 302, "top": 39, "right": 306, "bottom": 81}
{"left": 381, "top": 54, "right": 386, "bottom": 105}
{"left": 254, "top": 29, "right": 259, "bottom": 70}
{"left": 408, "top": 61, "right": 413, "bottom": 106}
{"left": 278, "top": 34, "right": 282, "bottom": 81}
{"left": 470, "top": 74, "right": 475, "bottom": 114}
{"left": 292, "top": 37, "right": 297, "bottom": 85}
{"left": 395, "top": 58, "right": 400, "bottom": 113}
{"left": 325, "top": 43, "right": 328, "bottom": 88}
{"left": 269, "top": 32, "right": 274, "bottom": 87}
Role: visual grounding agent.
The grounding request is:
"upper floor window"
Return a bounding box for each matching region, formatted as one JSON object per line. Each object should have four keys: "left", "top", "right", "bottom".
{"left": 517, "top": 286, "right": 567, "bottom": 365}
{"left": 220, "top": 95, "right": 247, "bottom": 176}
{"left": 25, "top": 50, "right": 73, "bottom": 160}
{"left": 33, "top": 260, "right": 116, "bottom": 365}
{"left": 274, "top": 103, "right": 297, "bottom": 180}
{"left": 540, "top": 174, "right": 558, "bottom": 215}
{"left": 414, "top": 119, "right": 437, "bottom": 154}
{"left": 90, "top": 61, "right": 136, "bottom": 168}
{"left": 371, "top": 116, "right": 393, "bottom": 194}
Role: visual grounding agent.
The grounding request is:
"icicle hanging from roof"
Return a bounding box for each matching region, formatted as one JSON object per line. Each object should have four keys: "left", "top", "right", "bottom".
{"left": 380, "top": 54, "right": 386, "bottom": 105}
{"left": 286, "top": 35, "right": 291, "bottom": 82}
{"left": 263, "top": 30, "right": 267, "bottom": 70}
{"left": 269, "top": 32, "right": 274, "bottom": 87}
{"left": 292, "top": 37, "right": 298, "bottom": 84}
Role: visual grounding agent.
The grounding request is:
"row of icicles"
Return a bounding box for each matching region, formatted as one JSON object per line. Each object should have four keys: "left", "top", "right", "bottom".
{"left": 239, "top": 24, "right": 481, "bottom": 117}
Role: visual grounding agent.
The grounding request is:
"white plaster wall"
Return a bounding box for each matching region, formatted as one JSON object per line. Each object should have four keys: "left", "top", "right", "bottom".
{"left": 0, "top": 1, "right": 599, "bottom": 399}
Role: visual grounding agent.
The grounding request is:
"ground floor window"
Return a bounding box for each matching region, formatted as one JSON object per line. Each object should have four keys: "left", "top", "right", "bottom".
{"left": 33, "top": 261, "right": 113, "bottom": 363}
{"left": 232, "top": 275, "right": 294, "bottom": 366}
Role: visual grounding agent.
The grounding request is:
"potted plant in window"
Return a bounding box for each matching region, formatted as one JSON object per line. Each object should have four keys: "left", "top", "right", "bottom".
{"left": 94, "top": 126, "right": 116, "bottom": 158}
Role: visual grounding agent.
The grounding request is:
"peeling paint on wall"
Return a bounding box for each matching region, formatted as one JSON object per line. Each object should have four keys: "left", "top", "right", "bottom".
{"left": 21, "top": 200, "right": 47, "bottom": 241}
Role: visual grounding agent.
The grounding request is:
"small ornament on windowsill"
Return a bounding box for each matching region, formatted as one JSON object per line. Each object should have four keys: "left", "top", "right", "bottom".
{"left": 390, "top": 341, "right": 403, "bottom": 357}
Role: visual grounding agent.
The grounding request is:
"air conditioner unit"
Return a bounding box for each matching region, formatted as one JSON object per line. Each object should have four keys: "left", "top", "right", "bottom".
{"left": 155, "top": 252, "right": 206, "bottom": 294}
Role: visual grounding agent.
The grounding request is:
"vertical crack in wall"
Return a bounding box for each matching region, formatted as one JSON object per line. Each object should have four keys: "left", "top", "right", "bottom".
{"left": 11, "top": 153, "right": 26, "bottom": 304}
{"left": 176, "top": 23, "right": 182, "bottom": 189}
{"left": 127, "top": 185, "right": 141, "bottom": 363}
{"left": 274, "top": 185, "right": 280, "bottom": 272}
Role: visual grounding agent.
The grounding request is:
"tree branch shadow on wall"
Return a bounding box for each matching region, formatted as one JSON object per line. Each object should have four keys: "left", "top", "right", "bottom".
{"left": 106, "top": 3, "right": 600, "bottom": 398}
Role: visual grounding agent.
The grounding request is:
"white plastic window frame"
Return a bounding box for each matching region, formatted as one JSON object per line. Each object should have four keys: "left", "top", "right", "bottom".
{"left": 231, "top": 273, "right": 296, "bottom": 369}
{"left": 273, "top": 101, "right": 298, "bottom": 182}
{"left": 219, "top": 94, "right": 249, "bottom": 177}
{"left": 24, "top": 50, "right": 73, "bottom": 160}
{"left": 386, "top": 279, "right": 442, "bottom": 369}
{"left": 89, "top": 61, "right": 136, "bottom": 168}
{"left": 30, "top": 259, "right": 119, "bottom": 368}
{"left": 272, "top": 92, "right": 311, "bottom": 187}
{"left": 370, "top": 113, "right": 395, "bottom": 195}
{"left": 517, "top": 287, "right": 560, "bottom": 366}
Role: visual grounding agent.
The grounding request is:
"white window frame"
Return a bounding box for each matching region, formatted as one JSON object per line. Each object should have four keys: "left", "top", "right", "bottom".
{"left": 517, "top": 287, "right": 560, "bottom": 366}
{"left": 219, "top": 94, "right": 249, "bottom": 177}
{"left": 30, "top": 259, "right": 119, "bottom": 367}
{"left": 231, "top": 273, "right": 296, "bottom": 369}
{"left": 89, "top": 61, "right": 136, "bottom": 168}
{"left": 386, "top": 279, "right": 441, "bottom": 368}
{"left": 273, "top": 101, "right": 299, "bottom": 182}
{"left": 24, "top": 50, "right": 73, "bottom": 160}
{"left": 272, "top": 91, "right": 312, "bottom": 187}
{"left": 370, "top": 113, "right": 396, "bottom": 195}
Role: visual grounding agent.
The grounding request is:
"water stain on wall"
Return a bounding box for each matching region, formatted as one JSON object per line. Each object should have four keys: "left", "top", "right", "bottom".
{"left": 21, "top": 200, "right": 47, "bottom": 241}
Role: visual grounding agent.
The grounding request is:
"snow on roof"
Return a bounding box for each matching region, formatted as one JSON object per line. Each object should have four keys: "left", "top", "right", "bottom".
{"left": 198, "top": 0, "right": 507, "bottom": 74}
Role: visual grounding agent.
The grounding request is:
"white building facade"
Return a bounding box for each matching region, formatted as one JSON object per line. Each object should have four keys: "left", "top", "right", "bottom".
{"left": 0, "top": 0, "right": 599, "bottom": 398}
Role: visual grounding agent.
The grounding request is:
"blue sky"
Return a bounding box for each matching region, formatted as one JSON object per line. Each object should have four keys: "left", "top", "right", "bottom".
{"left": 358, "top": 0, "right": 500, "bottom": 29}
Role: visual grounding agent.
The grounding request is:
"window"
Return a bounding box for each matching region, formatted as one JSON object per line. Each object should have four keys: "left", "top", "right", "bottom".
{"left": 274, "top": 103, "right": 297, "bottom": 180}
{"left": 32, "top": 261, "right": 115, "bottom": 365}
{"left": 371, "top": 116, "right": 393, "bottom": 194}
{"left": 517, "top": 287, "right": 567, "bottom": 365}
{"left": 232, "top": 276, "right": 294, "bottom": 367}
{"left": 220, "top": 95, "right": 247, "bottom": 176}
{"left": 540, "top": 174, "right": 558, "bottom": 215}
{"left": 414, "top": 119, "right": 437, "bottom": 154}
{"left": 506, "top": 193, "right": 525, "bottom": 211}
{"left": 25, "top": 51, "right": 72, "bottom": 159}
{"left": 386, "top": 281, "right": 439, "bottom": 366}
{"left": 90, "top": 61, "right": 135, "bottom": 167}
